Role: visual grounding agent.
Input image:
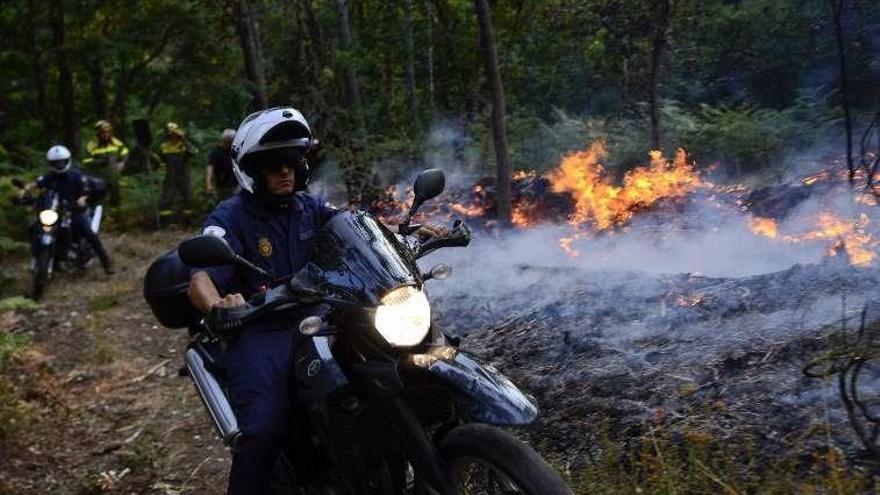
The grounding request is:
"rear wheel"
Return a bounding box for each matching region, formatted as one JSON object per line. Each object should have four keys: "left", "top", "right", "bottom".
{"left": 437, "top": 424, "right": 572, "bottom": 495}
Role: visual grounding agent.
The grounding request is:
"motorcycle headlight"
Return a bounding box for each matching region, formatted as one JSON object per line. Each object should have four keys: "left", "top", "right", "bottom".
{"left": 39, "top": 209, "right": 59, "bottom": 226}
{"left": 374, "top": 286, "right": 431, "bottom": 347}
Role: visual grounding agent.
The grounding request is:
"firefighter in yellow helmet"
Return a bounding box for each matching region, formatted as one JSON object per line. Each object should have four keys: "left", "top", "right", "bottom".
{"left": 158, "top": 122, "right": 197, "bottom": 218}
{"left": 83, "top": 120, "right": 128, "bottom": 206}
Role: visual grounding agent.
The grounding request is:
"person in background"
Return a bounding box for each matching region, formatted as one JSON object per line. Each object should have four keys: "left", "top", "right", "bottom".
{"left": 83, "top": 120, "right": 128, "bottom": 206}
{"left": 205, "top": 128, "right": 238, "bottom": 199}
{"left": 158, "top": 122, "right": 197, "bottom": 219}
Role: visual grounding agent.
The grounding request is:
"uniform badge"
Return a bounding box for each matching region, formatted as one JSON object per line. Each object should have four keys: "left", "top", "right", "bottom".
{"left": 258, "top": 237, "right": 273, "bottom": 257}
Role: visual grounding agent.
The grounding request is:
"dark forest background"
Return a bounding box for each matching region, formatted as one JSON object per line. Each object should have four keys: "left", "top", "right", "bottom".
{"left": 0, "top": 0, "right": 878, "bottom": 230}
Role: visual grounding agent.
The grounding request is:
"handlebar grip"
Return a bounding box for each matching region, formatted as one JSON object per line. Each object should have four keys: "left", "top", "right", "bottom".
{"left": 205, "top": 306, "right": 249, "bottom": 337}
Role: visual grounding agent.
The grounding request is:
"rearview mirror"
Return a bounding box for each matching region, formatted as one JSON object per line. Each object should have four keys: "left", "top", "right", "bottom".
{"left": 413, "top": 169, "right": 445, "bottom": 203}
{"left": 11, "top": 178, "right": 25, "bottom": 189}
{"left": 410, "top": 169, "right": 445, "bottom": 217}
{"left": 179, "top": 235, "right": 238, "bottom": 268}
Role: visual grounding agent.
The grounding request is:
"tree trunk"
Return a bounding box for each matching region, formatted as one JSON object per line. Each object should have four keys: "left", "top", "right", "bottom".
{"left": 112, "top": 55, "right": 128, "bottom": 138}
{"left": 26, "top": 0, "right": 51, "bottom": 135}
{"left": 233, "top": 0, "right": 268, "bottom": 110}
{"left": 382, "top": 51, "right": 395, "bottom": 126}
{"left": 830, "top": 0, "right": 854, "bottom": 184}
{"left": 49, "top": 0, "right": 78, "bottom": 153}
{"left": 403, "top": 0, "right": 418, "bottom": 129}
{"left": 649, "top": 0, "right": 671, "bottom": 151}
{"left": 425, "top": 0, "right": 435, "bottom": 117}
{"left": 90, "top": 56, "right": 109, "bottom": 120}
{"left": 335, "top": 0, "right": 362, "bottom": 114}
{"left": 475, "top": 0, "right": 511, "bottom": 226}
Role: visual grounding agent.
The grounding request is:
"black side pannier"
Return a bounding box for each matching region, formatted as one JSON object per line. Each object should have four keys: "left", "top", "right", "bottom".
{"left": 85, "top": 175, "right": 107, "bottom": 205}
{"left": 143, "top": 248, "right": 201, "bottom": 329}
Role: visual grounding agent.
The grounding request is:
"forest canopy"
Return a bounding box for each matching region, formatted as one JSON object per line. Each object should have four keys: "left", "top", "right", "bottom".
{"left": 0, "top": 0, "right": 877, "bottom": 193}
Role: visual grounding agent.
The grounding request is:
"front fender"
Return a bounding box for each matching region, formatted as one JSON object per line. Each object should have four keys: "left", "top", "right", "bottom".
{"left": 409, "top": 347, "right": 538, "bottom": 426}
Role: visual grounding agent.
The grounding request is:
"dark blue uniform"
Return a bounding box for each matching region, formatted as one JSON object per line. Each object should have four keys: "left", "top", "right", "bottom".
{"left": 200, "top": 191, "right": 338, "bottom": 495}
{"left": 34, "top": 168, "right": 110, "bottom": 264}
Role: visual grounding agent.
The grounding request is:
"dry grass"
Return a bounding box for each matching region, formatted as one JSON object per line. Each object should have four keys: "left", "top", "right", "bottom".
{"left": 566, "top": 420, "right": 875, "bottom": 494}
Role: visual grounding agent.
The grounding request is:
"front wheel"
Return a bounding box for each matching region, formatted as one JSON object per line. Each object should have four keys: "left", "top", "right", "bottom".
{"left": 438, "top": 424, "right": 572, "bottom": 495}
{"left": 30, "top": 248, "right": 52, "bottom": 300}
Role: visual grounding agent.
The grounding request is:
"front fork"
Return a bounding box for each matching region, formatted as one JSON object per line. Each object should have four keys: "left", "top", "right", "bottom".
{"left": 384, "top": 396, "right": 457, "bottom": 495}
{"left": 296, "top": 337, "right": 458, "bottom": 495}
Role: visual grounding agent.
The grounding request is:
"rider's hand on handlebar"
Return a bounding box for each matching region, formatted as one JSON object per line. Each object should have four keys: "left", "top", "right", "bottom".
{"left": 76, "top": 196, "right": 87, "bottom": 208}
{"left": 415, "top": 223, "right": 449, "bottom": 242}
{"left": 212, "top": 293, "right": 246, "bottom": 309}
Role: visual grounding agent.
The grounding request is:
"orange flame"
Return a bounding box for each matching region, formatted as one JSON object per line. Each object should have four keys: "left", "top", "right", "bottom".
{"left": 559, "top": 235, "right": 579, "bottom": 257}
{"left": 747, "top": 212, "right": 875, "bottom": 267}
{"left": 511, "top": 202, "right": 537, "bottom": 229}
{"left": 802, "top": 213, "right": 875, "bottom": 267}
{"left": 548, "top": 141, "right": 703, "bottom": 232}
{"left": 748, "top": 217, "right": 779, "bottom": 239}
{"left": 450, "top": 203, "right": 486, "bottom": 217}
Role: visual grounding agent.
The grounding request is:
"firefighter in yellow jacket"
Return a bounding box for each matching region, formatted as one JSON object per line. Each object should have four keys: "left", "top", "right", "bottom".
{"left": 83, "top": 120, "right": 128, "bottom": 206}
{"left": 159, "top": 122, "right": 197, "bottom": 217}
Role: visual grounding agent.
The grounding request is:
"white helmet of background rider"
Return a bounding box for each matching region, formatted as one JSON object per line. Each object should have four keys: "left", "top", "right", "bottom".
{"left": 46, "top": 145, "right": 72, "bottom": 173}
{"left": 230, "top": 107, "right": 313, "bottom": 196}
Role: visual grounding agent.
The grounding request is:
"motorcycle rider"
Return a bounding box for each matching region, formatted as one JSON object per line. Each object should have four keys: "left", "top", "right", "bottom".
{"left": 187, "top": 107, "right": 443, "bottom": 494}
{"left": 188, "top": 107, "right": 342, "bottom": 494}
{"left": 18, "top": 145, "right": 115, "bottom": 275}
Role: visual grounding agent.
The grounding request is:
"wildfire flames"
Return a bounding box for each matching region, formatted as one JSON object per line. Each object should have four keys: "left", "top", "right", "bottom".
{"left": 373, "top": 138, "right": 879, "bottom": 268}
{"left": 747, "top": 213, "right": 876, "bottom": 267}
{"left": 547, "top": 141, "right": 703, "bottom": 231}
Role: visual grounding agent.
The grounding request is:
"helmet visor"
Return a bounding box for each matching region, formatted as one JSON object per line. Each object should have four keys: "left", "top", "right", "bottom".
{"left": 48, "top": 159, "right": 69, "bottom": 171}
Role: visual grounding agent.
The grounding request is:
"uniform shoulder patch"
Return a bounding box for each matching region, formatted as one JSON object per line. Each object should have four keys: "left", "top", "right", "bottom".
{"left": 203, "top": 225, "right": 226, "bottom": 238}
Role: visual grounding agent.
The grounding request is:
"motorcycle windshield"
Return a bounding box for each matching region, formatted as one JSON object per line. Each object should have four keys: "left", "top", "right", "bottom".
{"left": 36, "top": 191, "right": 59, "bottom": 211}
{"left": 305, "top": 211, "right": 420, "bottom": 305}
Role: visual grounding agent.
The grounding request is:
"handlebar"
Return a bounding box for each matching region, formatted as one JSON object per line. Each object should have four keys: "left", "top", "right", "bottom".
{"left": 414, "top": 219, "right": 471, "bottom": 259}
{"left": 202, "top": 277, "right": 325, "bottom": 338}
{"left": 202, "top": 217, "right": 472, "bottom": 338}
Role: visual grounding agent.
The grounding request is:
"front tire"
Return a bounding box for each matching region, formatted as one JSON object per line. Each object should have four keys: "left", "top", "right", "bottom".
{"left": 438, "top": 424, "right": 572, "bottom": 495}
{"left": 30, "top": 249, "right": 52, "bottom": 300}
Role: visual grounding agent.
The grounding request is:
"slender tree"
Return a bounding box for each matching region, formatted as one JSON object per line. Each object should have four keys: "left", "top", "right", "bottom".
{"left": 89, "top": 56, "right": 109, "bottom": 120}
{"left": 475, "top": 0, "right": 511, "bottom": 226}
{"left": 830, "top": 0, "right": 854, "bottom": 184}
{"left": 403, "top": 0, "right": 418, "bottom": 128}
{"left": 335, "top": 0, "right": 362, "bottom": 114}
{"left": 49, "top": 0, "right": 78, "bottom": 153}
{"left": 232, "top": 0, "right": 268, "bottom": 110}
{"left": 649, "top": 0, "right": 672, "bottom": 151}
{"left": 425, "top": 0, "right": 435, "bottom": 117}
{"left": 26, "top": 0, "right": 51, "bottom": 135}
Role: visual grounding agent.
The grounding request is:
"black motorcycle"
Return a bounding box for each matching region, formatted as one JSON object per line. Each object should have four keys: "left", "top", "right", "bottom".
{"left": 143, "top": 169, "right": 572, "bottom": 494}
{"left": 11, "top": 177, "right": 106, "bottom": 299}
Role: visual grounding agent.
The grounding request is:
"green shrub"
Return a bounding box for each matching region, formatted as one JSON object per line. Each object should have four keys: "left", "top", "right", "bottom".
{"left": 0, "top": 296, "right": 40, "bottom": 312}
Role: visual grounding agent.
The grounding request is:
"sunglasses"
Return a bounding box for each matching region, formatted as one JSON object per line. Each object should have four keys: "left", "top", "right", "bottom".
{"left": 263, "top": 161, "right": 299, "bottom": 173}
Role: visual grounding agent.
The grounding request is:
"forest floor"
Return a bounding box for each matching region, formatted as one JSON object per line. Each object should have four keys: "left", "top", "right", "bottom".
{"left": 0, "top": 231, "right": 229, "bottom": 494}
{"left": 0, "top": 229, "right": 878, "bottom": 494}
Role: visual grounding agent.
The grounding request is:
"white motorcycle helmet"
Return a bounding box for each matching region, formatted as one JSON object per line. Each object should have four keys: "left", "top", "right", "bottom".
{"left": 231, "top": 107, "right": 313, "bottom": 196}
{"left": 46, "top": 145, "right": 72, "bottom": 173}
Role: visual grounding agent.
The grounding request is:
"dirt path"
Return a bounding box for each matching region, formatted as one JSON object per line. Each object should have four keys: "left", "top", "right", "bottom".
{"left": 0, "top": 232, "right": 229, "bottom": 494}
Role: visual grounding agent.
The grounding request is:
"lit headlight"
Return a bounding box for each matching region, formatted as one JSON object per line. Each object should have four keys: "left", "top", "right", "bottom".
{"left": 39, "top": 209, "right": 59, "bottom": 226}
{"left": 374, "top": 286, "right": 431, "bottom": 347}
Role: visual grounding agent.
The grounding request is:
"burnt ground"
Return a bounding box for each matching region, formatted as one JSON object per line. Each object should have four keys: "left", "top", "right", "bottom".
{"left": 1, "top": 229, "right": 879, "bottom": 493}
{"left": 429, "top": 246, "right": 880, "bottom": 475}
